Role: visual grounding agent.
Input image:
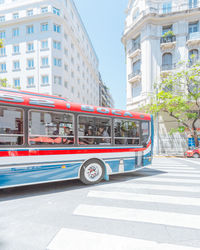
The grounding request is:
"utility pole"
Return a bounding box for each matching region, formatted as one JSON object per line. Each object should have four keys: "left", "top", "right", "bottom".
{"left": 156, "top": 85, "right": 159, "bottom": 155}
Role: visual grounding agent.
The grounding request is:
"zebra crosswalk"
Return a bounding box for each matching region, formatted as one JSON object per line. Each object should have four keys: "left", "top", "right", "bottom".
{"left": 47, "top": 159, "right": 200, "bottom": 250}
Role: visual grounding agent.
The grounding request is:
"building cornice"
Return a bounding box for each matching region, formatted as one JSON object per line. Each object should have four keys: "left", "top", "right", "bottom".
{"left": 122, "top": 7, "right": 200, "bottom": 43}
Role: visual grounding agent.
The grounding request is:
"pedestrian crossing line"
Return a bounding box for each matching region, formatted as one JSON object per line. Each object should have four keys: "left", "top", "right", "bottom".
{"left": 152, "top": 167, "right": 196, "bottom": 170}
{"left": 164, "top": 173, "right": 200, "bottom": 178}
{"left": 150, "top": 173, "right": 200, "bottom": 178}
{"left": 46, "top": 228, "right": 199, "bottom": 250}
{"left": 136, "top": 176, "right": 200, "bottom": 184}
{"left": 88, "top": 190, "right": 200, "bottom": 206}
{"left": 142, "top": 169, "right": 200, "bottom": 174}
{"left": 74, "top": 204, "right": 200, "bottom": 230}
{"left": 183, "top": 159, "right": 200, "bottom": 165}
{"left": 106, "top": 182, "right": 200, "bottom": 193}
{"left": 153, "top": 164, "right": 188, "bottom": 167}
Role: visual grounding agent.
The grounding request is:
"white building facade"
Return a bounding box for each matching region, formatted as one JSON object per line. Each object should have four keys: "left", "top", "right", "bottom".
{"left": 0, "top": 0, "right": 100, "bottom": 105}
{"left": 122, "top": 0, "right": 200, "bottom": 154}
{"left": 122, "top": 0, "right": 200, "bottom": 111}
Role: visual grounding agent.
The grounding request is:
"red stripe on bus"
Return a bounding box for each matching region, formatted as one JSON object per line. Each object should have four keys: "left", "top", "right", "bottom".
{"left": 0, "top": 142, "right": 151, "bottom": 157}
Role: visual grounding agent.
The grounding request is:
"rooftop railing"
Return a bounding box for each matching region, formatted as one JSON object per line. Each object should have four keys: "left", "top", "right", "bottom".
{"left": 125, "top": 3, "right": 200, "bottom": 32}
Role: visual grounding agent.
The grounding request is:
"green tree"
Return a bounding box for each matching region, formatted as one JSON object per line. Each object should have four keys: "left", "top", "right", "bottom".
{"left": 144, "top": 60, "right": 200, "bottom": 147}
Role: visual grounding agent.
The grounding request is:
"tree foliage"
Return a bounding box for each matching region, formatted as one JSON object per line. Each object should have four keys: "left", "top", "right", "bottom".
{"left": 144, "top": 59, "right": 200, "bottom": 146}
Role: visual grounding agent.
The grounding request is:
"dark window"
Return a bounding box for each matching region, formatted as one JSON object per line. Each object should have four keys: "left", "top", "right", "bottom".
{"left": 29, "top": 110, "right": 74, "bottom": 145}
{"left": 162, "top": 53, "right": 172, "bottom": 70}
{"left": 189, "top": 49, "right": 199, "bottom": 65}
{"left": 189, "top": 22, "right": 199, "bottom": 33}
{"left": 78, "top": 116, "right": 111, "bottom": 145}
{"left": 162, "top": 25, "right": 172, "bottom": 35}
{"left": 0, "top": 106, "right": 24, "bottom": 145}
{"left": 132, "top": 60, "right": 141, "bottom": 75}
{"left": 141, "top": 121, "right": 150, "bottom": 146}
{"left": 114, "top": 119, "right": 140, "bottom": 145}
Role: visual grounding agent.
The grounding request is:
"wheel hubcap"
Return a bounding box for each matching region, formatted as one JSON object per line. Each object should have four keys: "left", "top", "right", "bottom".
{"left": 84, "top": 163, "right": 102, "bottom": 182}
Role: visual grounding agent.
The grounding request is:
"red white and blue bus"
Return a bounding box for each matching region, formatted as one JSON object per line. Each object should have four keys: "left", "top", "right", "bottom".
{"left": 0, "top": 89, "right": 154, "bottom": 188}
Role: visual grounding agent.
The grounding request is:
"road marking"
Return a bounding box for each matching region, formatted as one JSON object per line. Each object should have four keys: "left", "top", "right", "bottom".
{"left": 46, "top": 228, "right": 199, "bottom": 250}
{"left": 163, "top": 173, "right": 200, "bottom": 178}
{"left": 142, "top": 169, "right": 200, "bottom": 174}
{"left": 183, "top": 159, "right": 200, "bottom": 165}
{"left": 137, "top": 176, "right": 200, "bottom": 184}
{"left": 107, "top": 182, "right": 200, "bottom": 193}
{"left": 88, "top": 190, "right": 200, "bottom": 206}
{"left": 153, "top": 164, "right": 187, "bottom": 166}
{"left": 152, "top": 167, "right": 196, "bottom": 170}
{"left": 146, "top": 173, "right": 200, "bottom": 178}
{"left": 74, "top": 204, "right": 200, "bottom": 230}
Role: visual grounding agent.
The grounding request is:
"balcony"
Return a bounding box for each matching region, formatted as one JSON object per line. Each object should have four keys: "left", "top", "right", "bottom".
{"left": 128, "top": 43, "right": 141, "bottom": 58}
{"left": 186, "top": 32, "right": 200, "bottom": 47}
{"left": 160, "top": 36, "right": 176, "bottom": 50}
{"left": 128, "top": 70, "right": 141, "bottom": 83}
{"left": 161, "top": 64, "right": 176, "bottom": 72}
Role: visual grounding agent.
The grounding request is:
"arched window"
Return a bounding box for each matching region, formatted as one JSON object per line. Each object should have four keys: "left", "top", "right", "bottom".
{"left": 162, "top": 53, "right": 172, "bottom": 70}
{"left": 189, "top": 49, "right": 199, "bottom": 65}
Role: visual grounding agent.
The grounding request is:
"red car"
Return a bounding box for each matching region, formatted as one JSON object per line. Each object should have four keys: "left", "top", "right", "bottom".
{"left": 184, "top": 148, "right": 200, "bottom": 158}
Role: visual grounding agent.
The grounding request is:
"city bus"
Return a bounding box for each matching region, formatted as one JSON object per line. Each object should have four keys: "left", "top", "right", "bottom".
{"left": 0, "top": 88, "right": 154, "bottom": 189}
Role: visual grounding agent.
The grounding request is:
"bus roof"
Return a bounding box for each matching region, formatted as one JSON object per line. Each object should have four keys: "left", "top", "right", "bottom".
{"left": 0, "top": 88, "right": 151, "bottom": 121}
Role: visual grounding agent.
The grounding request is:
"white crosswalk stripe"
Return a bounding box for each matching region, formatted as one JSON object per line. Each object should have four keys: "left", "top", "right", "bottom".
{"left": 183, "top": 159, "right": 200, "bottom": 165}
{"left": 143, "top": 169, "right": 200, "bottom": 173}
{"left": 47, "top": 228, "right": 199, "bottom": 250}
{"left": 141, "top": 172, "right": 200, "bottom": 178}
{"left": 74, "top": 204, "right": 200, "bottom": 230}
{"left": 152, "top": 166, "right": 196, "bottom": 170}
{"left": 88, "top": 190, "right": 200, "bottom": 206}
{"left": 106, "top": 182, "right": 200, "bottom": 192}
{"left": 135, "top": 176, "right": 200, "bottom": 184}
{"left": 153, "top": 164, "right": 188, "bottom": 167}
{"left": 61, "top": 159, "right": 200, "bottom": 250}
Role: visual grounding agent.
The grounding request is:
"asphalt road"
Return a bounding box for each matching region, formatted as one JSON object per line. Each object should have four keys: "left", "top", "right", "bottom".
{"left": 1, "top": 157, "right": 200, "bottom": 250}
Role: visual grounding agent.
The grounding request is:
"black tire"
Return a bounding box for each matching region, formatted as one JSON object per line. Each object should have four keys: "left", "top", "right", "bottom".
{"left": 80, "top": 159, "right": 105, "bottom": 185}
{"left": 193, "top": 153, "right": 199, "bottom": 158}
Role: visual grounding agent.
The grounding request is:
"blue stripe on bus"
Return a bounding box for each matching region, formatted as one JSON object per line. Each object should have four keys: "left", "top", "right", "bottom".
{"left": 106, "top": 160, "right": 120, "bottom": 173}
{"left": 124, "top": 159, "right": 135, "bottom": 171}
{"left": 0, "top": 163, "right": 81, "bottom": 187}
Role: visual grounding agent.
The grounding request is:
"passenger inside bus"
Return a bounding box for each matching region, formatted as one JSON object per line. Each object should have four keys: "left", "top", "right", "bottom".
{"left": 96, "top": 126, "right": 110, "bottom": 144}
{"left": 82, "top": 127, "right": 94, "bottom": 145}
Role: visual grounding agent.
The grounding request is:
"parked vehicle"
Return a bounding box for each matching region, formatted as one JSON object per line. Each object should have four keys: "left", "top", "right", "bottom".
{"left": 184, "top": 148, "right": 200, "bottom": 158}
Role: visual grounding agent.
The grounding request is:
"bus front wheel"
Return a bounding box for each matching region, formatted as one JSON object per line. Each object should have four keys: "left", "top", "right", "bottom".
{"left": 80, "top": 159, "right": 105, "bottom": 185}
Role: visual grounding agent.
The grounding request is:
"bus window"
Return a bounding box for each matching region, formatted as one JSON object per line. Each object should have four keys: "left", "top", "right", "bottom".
{"left": 0, "top": 106, "right": 24, "bottom": 146}
{"left": 78, "top": 115, "right": 111, "bottom": 145}
{"left": 29, "top": 110, "right": 74, "bottom": 145}
{"left": 141, "top": 121, "right": 150, "bottom": 146}
{"left": 114, "top": 119, "right": 140, "bottom": 145}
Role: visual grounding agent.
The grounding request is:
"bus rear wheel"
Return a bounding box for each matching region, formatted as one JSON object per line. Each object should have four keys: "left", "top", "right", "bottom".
{"left": 80, "top": 159, "right": 105, "bottom": 185}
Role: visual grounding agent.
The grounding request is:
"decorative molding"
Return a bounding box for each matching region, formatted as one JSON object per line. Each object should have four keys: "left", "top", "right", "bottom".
{"left": 160, "top": 41, "right": 176, "bottom": 51}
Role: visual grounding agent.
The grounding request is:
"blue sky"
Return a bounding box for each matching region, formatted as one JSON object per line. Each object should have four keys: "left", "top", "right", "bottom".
{"left": 73, "top": 0, "right": 129, "bottom": 110}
